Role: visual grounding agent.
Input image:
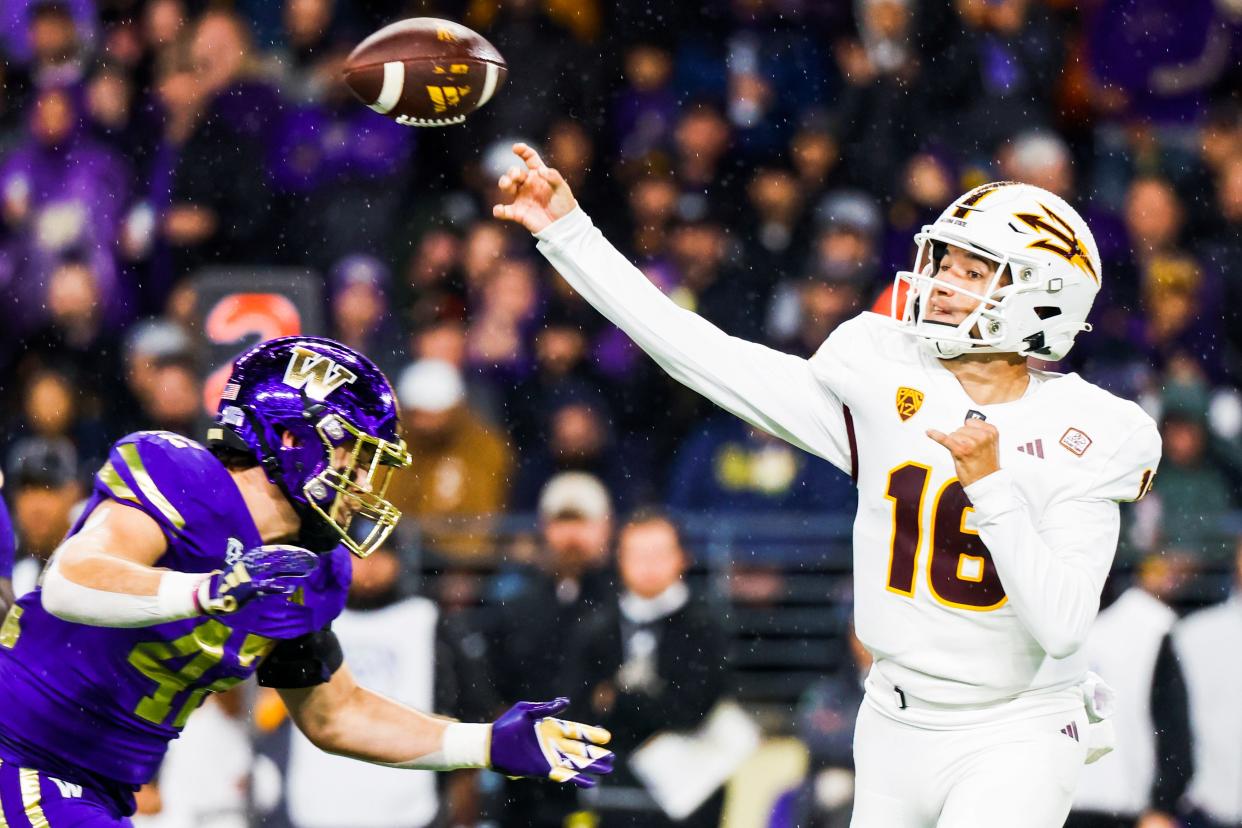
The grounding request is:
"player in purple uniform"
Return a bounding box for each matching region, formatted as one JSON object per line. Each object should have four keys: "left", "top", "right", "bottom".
{"left": 0, "top": 336, "right": 612, "bottom": 826}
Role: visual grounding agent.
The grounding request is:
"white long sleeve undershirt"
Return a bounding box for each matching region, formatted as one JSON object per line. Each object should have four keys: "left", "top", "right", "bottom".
{"left": 964, "top": 469, "right": 1119, "bottom": 659}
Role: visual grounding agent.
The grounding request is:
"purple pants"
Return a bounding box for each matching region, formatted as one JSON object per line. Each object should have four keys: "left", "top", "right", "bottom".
{"left": 0, "top": 760, "right": 133, "bottom": 827}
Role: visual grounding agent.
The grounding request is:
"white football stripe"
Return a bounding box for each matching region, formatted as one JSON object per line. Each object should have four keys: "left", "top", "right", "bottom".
{"left": 478, "top": 62, "right": 500, "bottom": 108}
{"left": 369, "top": 61, "right": 405, "bottom": 114}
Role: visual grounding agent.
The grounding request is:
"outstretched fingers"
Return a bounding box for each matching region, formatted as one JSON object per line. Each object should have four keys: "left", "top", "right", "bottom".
{"left": 512, "top": 142, "right": 548, "bottom": 172}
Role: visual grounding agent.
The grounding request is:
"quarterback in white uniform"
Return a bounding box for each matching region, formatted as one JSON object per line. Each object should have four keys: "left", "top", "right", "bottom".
{"left": 493, "top": 144, "right": 1161, "bottom": 827}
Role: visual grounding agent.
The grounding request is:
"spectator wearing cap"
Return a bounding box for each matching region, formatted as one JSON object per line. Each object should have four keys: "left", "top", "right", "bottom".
{"left": 5, "top": 436, "right": 79, "bottom": 598}
{"left": 569, "top": 509, "right": 730, "bottom": 827}
{"left": 328, "top": 254, "right": 405, "bottom": 379}
{"left": 122, "top": 317, "right": 192, "bottom": 411}
{"left": 477, "top": 471, "right": 616, "bottom": 827}
{"left": 385, "top": 359, "right": 513, "bottom": 561}
{"left": 133, "top": 353, "right": 201, "bottom": 437}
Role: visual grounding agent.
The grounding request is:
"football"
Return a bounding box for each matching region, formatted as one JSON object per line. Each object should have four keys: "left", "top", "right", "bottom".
{"left": 342, "top": 17, "right": 507, "bottom": 127}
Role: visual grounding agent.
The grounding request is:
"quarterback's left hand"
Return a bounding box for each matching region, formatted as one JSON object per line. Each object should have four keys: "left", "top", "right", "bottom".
{"left": 489, "top": 698, "right": 614, "bottom": 788}
{"left": 927, "top": 419, "right": 1001, "bottom": 488}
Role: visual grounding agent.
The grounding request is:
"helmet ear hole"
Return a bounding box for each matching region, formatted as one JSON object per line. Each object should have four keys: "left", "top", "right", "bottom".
{"left": 1033, "top": 306, "right": 1062, "bottom": 320}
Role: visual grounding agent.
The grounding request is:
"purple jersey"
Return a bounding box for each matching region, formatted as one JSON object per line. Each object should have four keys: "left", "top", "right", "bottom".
{"left": 0, "top": 431, "right": 351, "bottom": 793}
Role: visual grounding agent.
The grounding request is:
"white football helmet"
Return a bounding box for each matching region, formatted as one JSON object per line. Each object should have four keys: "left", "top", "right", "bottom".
{"left": 893, "top": 181, "right": 1102, "bottom": 361}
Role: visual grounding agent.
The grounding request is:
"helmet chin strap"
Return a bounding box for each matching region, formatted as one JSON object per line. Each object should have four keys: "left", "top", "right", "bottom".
{"left": 293, "top": 500, "right": 342, "bottom": 553}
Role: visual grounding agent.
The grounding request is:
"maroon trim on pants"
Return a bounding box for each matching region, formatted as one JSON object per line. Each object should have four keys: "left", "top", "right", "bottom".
{"left": 843, "top": 404, "right": 858, "bottom": 483}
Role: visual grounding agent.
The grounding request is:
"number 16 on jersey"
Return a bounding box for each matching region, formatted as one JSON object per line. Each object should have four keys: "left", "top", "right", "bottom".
{"left": 884, "top": 462, "right": 1007, "bottom": 612}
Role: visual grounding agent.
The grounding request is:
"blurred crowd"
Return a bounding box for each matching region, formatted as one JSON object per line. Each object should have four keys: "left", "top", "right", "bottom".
{"left": 1, "top": 0, "right": 1241, "bottom": 825}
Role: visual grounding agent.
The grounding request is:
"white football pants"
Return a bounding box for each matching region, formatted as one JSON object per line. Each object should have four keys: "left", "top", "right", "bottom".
{"left": 851, "top": 674, "right": 1089, "bottom": 828}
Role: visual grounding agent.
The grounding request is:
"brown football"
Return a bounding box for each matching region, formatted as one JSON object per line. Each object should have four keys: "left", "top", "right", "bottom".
{"left": 343, "top": 18, "right": 507, "bottom": 127}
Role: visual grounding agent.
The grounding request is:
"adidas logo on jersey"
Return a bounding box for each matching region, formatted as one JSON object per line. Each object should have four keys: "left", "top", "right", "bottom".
{"left": 1016, "top": 439, "right": 1044, "bottom": 458}
{"left": 1060, "top": 721, "right": 1080, "bottom": 742}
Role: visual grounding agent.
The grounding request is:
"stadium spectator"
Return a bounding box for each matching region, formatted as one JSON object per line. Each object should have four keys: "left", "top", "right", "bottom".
{"left": 12, "top": 366, "right": 109, "bottom": 466}
{"left": 671, "top": 103, "right": 736, "bottom": 221}
{"left": 770, "top": 190, "right": 879, "bottom": 354}
{"left": 1085, "top": 0, "right": 1231, "bottom": 127}
{"left": 272, "top": 0, "right": 342, "bottom": 105}
{"left": 570, "top": 510, "right": 730, "bottom": 827}
{"left": 785, "top": 622, "right": 873, "bottom": 828}
{"left": 386, "top": 358, "right": 513, "bottom": 560}
{"left": 21, "top": 255, "right": 125, "bottom": 387}
{"left": 151, "top": 17, "right": 271, "bottom": 294}
{"left": 611, "top": 41, "right": 678, "bottom": 162}
{"left": 510, "top": 398, "right": 638, "bottom": 513}
{"left": 134, "top": 355, "right": 202, "bottom": 437}
{"left": 923, "top": 0, "right": 1066, "bottom": 156}
{"left": 1171, "top": 537, "right": 1242, "bottom": 828}
{"left": 285, "top": 546, "right": 443, "bottom": 828}
{"left": 504, "top": 311, "right": 610, "bottom": 449}
{"left": 1070, "top": 551, "right": 1194, "bottom": 827}
{"left": 12, "top": 0, "right": 93, "bottom": 84}
{"left": 744, "top": 166, "right": 810, "bottom": 278}
{"left": 833, "top": 0, "right": 925, "bottom": 196}
{"left": 1148, "top": 382, "right": 1238, "bottom": 560}
{"left": 0, "top": 85, "right": 130, "bottom": 336}
{"left": 5, "top": 436, "right": 79, "bottom": 598}
{"left": 479, "top": 471, "right": 614, "bottom": 827}
{"left": 327, "top": 254, "right": 405, "bottom": 378}
{"left": 667, "top": 416, "right": 856, "bottom": 515}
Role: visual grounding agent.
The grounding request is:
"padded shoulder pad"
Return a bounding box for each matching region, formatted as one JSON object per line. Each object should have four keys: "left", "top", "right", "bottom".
{"left": 257, "top": 627, "right": 344, "bottom": 688}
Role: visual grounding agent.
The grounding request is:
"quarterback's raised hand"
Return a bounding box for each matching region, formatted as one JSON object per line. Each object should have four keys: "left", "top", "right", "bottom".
{"left": 196, "top": 544, "right": 318, "bottom": 615}
{"left": 489, "top": 697, "right": 614, "bottom": 788}
{"left": 492, "top": 143, "right": 578, "bottom": 234}
{"left": 927, "top": 418, "right": 1001, "bottom": 488}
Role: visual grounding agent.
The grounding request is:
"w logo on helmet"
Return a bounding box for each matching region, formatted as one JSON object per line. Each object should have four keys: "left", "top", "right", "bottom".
{"left": 1015, "top": 204, "right": 1099, "bottom": 284}
{"left": 282, "top": 346, "right": 358, "bottom": 401}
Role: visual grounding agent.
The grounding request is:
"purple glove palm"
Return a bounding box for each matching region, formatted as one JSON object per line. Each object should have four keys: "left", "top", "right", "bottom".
{"left": 490, "top": 698, "right": 614, "bottom": 788}
{"left": 196, "top": 545, "right": 318, "bottom": 615}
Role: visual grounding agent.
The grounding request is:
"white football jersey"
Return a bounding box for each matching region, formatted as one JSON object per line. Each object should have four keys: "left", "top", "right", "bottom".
{"left": 537, "top": 207, "right": 1162, "bottom": 707}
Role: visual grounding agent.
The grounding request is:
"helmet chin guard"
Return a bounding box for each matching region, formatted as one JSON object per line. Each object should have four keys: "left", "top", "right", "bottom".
{"left": 894, "top": 182, "right": 1102, "bottom": 362}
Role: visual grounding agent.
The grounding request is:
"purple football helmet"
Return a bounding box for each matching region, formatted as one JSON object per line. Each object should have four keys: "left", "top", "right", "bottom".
{"left": 207, "top": 336, "right": 411, "bottom": 558}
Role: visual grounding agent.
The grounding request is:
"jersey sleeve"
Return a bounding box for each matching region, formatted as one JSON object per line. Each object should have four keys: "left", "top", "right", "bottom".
{"left": 1087, "top": 417, "right": 1162, "bottom": 504}
{"left": 535, "top": 206, "right": 856, "bottom": 474}
{"left": 93, "top": 432, "right": 221, "bottom": 542}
